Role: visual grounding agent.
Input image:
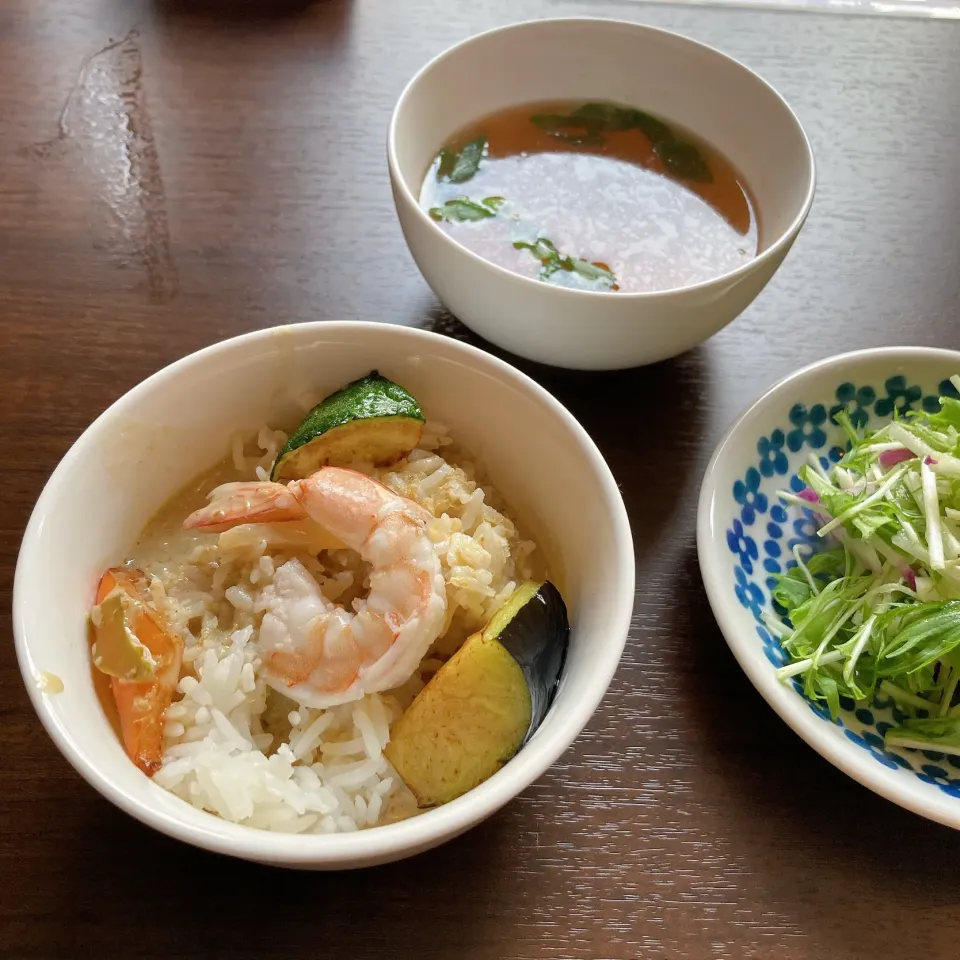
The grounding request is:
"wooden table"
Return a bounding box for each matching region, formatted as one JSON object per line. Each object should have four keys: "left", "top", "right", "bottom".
{"left": 3, "top": 1, "right": 960, "bottom": 957}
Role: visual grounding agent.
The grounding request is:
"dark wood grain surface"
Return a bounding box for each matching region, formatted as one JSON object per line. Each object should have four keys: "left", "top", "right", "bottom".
{"left": 3, "top": 1, "right": 960, "bottom": 957}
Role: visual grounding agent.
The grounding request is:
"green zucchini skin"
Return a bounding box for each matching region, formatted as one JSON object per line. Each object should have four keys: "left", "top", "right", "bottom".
{"left": 271, "top": 371, "right": 424, "bottom": 481}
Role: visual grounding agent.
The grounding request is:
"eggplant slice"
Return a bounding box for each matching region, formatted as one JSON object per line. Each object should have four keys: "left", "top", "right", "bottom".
{"left": 384, "top": 580, "right": 569, "bottom": 807}
{"left": 483, "top": 580, "right": 568, "bottom": 739}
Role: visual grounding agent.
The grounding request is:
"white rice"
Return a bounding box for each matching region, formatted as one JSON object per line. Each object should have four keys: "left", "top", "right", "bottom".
{"left": 129, "top": 421, "right": 537, "bottom": 834}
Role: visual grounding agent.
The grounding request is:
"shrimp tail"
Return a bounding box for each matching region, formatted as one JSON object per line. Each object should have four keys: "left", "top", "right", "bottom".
{"left": 182, "top": 481, "right": 307, "bottom": 532}
{"left": 94, "top": 568, "right": 183, "bottom": 776}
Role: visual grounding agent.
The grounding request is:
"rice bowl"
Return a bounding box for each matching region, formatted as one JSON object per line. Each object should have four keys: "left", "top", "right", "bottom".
{"left": 119, "top": 411, "right": 542, "bottom": 834}
{"left": 14, "top": 322, "right": 634, "bottom": 868}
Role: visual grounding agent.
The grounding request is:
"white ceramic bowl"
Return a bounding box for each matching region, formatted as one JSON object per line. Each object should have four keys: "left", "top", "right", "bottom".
{"left": 14, "top": 322, "right": 635, "bottom": 869}
{"left": 388, "top": 17, "right": 816, "bottom": 371}
{"left": 698, "top": 346, "right": 960, "bottom": 829}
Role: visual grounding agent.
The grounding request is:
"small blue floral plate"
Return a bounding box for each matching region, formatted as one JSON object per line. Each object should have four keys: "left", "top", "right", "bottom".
{"left": 698, "top": 346, "right": 960, "bottom": 829}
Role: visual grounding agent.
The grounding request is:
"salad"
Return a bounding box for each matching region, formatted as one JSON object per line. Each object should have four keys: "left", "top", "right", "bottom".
{"left": 771, "top": 374, "right": 960, "bottom": 756}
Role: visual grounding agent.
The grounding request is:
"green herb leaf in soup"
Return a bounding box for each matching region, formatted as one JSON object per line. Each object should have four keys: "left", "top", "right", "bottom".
{"left": 514, "top": 237, "right": 617, "bottom": 290}
{"left": 569, "top": 102, "right": 635, "bottom": 130}
{"left": 627, "top": 110, "right": 673, "bottom": 143}
{"left": 653, "top": 137, "right": 713, "bottom": 183}
{"left": 443, "top": 136, "right": 487, "bottom": 184}
{"left": 513, "top": 237, "right": 559, "bottom": 261}
{"left": 571, "top": 102, "right": 671, "bottom": 141}
{"left": 540, "top": 102, "right": 712, "bottom": 182}
{"left": 530, "top": 113, "right": 604, "bottom": 146}
{"left": 531, "top": 114, "right": 595, "bottom": 132}
{"left": 436, "top": 148, "right": 457, "bottom": 180}
{"left": 429, "top": 196, "right": 504, "bottom": 223}
{"left": 569, "top": 257, "right": 616, "bottom": 285}
{"left": 541, "top": 102, "right": 671, "bottom": 142}
{"left": 531, "top": 114, "right": 605, "bottom": 134}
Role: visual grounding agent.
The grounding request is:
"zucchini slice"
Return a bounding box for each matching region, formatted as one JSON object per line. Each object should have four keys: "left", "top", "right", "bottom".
{"left": 271, "top": 371, "right": 424, "bottom": 481}
{"left": 384, "top": 580, "right": 569, "bottom": 807}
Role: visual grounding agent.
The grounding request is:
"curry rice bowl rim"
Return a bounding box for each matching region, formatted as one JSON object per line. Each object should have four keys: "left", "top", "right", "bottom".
{"left": 14, "top": 321, "right": 635, "bottom": 866}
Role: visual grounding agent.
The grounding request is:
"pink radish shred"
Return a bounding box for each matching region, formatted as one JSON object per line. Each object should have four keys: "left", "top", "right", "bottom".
{"left": 880, "top": 448, "right": 916, "bottom": 468}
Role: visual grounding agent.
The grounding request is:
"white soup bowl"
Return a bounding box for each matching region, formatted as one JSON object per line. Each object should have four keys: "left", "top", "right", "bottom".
{"left": 389, "top": 17, "right": 815, "bottom": 370}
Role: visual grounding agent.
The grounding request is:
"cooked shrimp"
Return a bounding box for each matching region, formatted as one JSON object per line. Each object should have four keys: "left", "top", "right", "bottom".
{"left": 92, "top": 568, "right": 184, "bottom": 776}
{"left": 217, "top": 519, "right": 345, "bottom": 554}
{"left": 183, "top": 467, "right": 447, "bottom": 709}
{"left": 184, "top": 481, "right": 307, "bottom": 533}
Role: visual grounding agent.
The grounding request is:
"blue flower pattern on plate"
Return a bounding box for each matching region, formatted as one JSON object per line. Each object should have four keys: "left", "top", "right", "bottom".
{"left": 917, "top": 766, "right": 960, "bottom": 798}
{"left": 829, "top": 382, "right": 875, "bottom": 430}
{"left": 786, "top": 403, "right": 828, "bottom": 452}
{"left": 939, "top": 378, "right": 960, "bottom": 399}
{"left": 874, "top": 375, "right": 922, "bottom": 418}
{"left": 924, "top": 379, "right": 960, "bottom": 413}
{"left": 733, "top": 467, "right": 768, "bottom": 525}
{"left": 726, "top": 520, "right": 758, "bottom": 574}
{"left": 757, "top": 429, "right": 789, "bottom": 477}
{"left": 734, "top": 567, "right": 765, "bottom": 621}
{"left": 723, "top": 375, "right": 960, "bottom": 800}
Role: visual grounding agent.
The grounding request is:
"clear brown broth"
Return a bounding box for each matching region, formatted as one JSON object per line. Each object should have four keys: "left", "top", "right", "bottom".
{"left": 419, "top": 100, "right": 759, "bottom": 294}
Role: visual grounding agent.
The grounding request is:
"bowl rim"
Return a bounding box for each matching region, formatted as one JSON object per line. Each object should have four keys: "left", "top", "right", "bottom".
{"left": 697, "top": 345, "right": 960, "bottom": 830}
{"left": 387, "top": 15, "right": 817, "bottom": 303}
{"left": 14, "top": 320, "right": 636, "bottom": 866}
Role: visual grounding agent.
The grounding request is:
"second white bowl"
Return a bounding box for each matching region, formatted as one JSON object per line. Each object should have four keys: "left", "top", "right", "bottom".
{"left": 388, "top": 18, "right": 816, "bottom": 370}
{"left": 14, "top": 322, "right": 635, "bottom": 868}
